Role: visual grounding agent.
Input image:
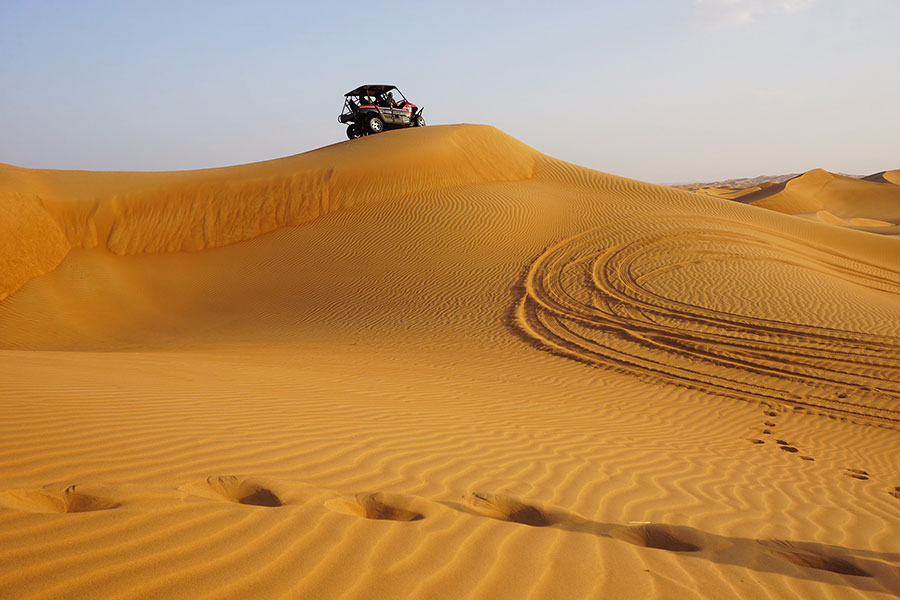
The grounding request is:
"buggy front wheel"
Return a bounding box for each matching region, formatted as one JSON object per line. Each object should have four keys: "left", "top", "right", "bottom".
{"left": 414, "top": 114, "right": 425, "bottom": 127}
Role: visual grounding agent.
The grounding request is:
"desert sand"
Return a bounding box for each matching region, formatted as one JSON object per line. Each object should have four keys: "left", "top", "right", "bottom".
{"left": 1, "top": 125, "right": 898, "bottom": 599}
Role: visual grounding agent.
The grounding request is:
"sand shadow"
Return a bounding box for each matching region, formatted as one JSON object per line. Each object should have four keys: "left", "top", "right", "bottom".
{"left": 324, "top": 492, "right": 425, "bottom": 522}
{"left": 179, "top": 476, "right": 284, "bottom": 507}
{"left": 444, "top": 492, "right": 900, "bottom": 594}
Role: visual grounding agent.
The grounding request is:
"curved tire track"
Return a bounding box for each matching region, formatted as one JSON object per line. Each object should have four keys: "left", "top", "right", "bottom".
{"left": 516, "top": 217, "right": 900, "bottom": 425}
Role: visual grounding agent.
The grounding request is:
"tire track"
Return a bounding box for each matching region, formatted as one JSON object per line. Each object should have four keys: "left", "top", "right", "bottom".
{"left": 517, "top": 217, "right": 900, "bottom": 425}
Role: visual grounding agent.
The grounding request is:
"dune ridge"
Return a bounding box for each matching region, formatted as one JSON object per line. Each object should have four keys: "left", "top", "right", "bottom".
{"left": 0, "top": 125, "right": 535, "bottom": 298}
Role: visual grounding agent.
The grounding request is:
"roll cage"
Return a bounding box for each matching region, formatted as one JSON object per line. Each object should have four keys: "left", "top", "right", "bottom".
{"left": 340, "top": 85, "right": 411, "bottom": 116}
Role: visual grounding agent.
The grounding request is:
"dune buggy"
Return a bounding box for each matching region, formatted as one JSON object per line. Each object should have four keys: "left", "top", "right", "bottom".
{"left": 338, "top": 84, "right": 425, "bottom": 139}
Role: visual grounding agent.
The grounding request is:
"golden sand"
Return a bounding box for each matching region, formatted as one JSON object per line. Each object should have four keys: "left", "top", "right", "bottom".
{"left": 1, "top": 126, "right": 898, "bottom": 599}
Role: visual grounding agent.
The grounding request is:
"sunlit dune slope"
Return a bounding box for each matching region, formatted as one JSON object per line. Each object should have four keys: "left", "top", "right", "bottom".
{"left": 740, "top": 169, "right": 900, "bottom": 233}
{"left": 2, "top": 125, "right": 900, "bottom": 599}
{"left": 3, "top": 125, "right": 900, "bottom": 421}
{"left": 0, "top": 125, "right": 534, "bottom": 299}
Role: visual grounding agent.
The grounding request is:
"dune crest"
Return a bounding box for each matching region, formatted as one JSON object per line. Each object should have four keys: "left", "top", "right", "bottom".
{"left": 0, "top": 125, "right": 536, "bottom": 298}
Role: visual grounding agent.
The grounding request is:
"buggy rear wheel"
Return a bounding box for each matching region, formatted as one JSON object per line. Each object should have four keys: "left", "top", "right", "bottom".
{"left": 346, "top": 124, "right": 364, "bottom": 139}
{"left": 367, "top": 116, "right": 384, "bottom": 134}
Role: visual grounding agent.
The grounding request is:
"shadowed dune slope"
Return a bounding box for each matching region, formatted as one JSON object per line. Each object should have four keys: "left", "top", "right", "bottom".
{"left": 1, "top": 125, "right": 899, "bottom": 599}
{"left": 686, "top": 185, "right": 764, "bottom": 200}
{"left": 862, "top": 170, "right": 900, "bottom": 185}
{"left": 679, "top": 181, "right": 782, "bottom": 201}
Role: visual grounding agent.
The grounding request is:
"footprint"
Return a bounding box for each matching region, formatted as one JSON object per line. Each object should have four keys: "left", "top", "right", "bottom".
{"left": 799, "top": 456, "right": 815, "bottom": 461}
{"left": 760, "top": 540, "right": 870, "bottom": 577}
{"left": 844, "top": 469, "right": 869, "bottom": 481}
{"left": 763, "top": 421, "right": 776, "bottom": 427}
{"left": 610, "top": 524, "right": 702, "bottom": 553}
{"left": 889, "top": 487, "right": 900, "bottom": 499}
{"left": 748, "top": 439, "right": 765, "bottom": 445}
{"left": 779, "top": 446, "right": 799, "bottom": 453}
{"left": 324, "top": 492, "right": 424, "bottom": 521}
{"left": 765, "top": 411, "right": 778, "bottom": 417}
{"left": 465, "top": 492, "right": 560, "bottom": 527}
{"left": 239, "top": 488, "right": 282, "bottom": 507}
{"left": 180, "top": 476, "right": 283, "bottom": 507}
{"left": 0, "top": 485, "right": 118, "bottom": 514}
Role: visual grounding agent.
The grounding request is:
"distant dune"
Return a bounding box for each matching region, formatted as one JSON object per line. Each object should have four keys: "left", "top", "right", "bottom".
{"left": 1, "top": 126, "right": 898, "bottom": 599}
{"left": 678, "top": 168, "right": 900, "bottom": 235}
{"left": 740, "top": 169, "right": 900, "bottom": 234}
{"left": 673, "top": 173, "right": 799, "bottom": 201}
{"left": 862, "top": 170, "right": 900, "bottom": 185}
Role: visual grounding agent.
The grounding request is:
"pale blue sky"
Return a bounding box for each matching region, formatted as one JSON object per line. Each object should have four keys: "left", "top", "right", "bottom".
{"left": 1, "top": 0, "right": 897, "bottom": 182}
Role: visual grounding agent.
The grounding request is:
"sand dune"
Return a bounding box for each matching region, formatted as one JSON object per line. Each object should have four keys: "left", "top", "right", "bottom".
{"left": 738, "top": 169, "right": 900, "bottom": 234}
{"left": 863, "top": 170, "right": 900, "bottom": 186}
{"left": 681, "top": 185, "right": 764, "bottom": 200}
{"left": 0, "top": 126, "right": 534, "bottom": 300}
{"left": 675, "top": 177, "right": 797, "bottom": 202}
{"left": 1, "top": 125, "right": 899, "bottom": 599}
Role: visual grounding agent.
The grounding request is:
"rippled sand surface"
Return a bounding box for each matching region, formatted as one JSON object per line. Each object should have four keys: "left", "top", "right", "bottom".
{"left": 1, "top": 126, "right": 898, "bottom": 599}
